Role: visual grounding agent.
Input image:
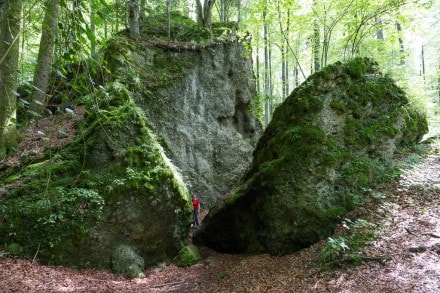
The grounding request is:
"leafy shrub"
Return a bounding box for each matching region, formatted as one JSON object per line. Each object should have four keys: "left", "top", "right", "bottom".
{"left": 319, "top": 218, "right": 376, "bottom": 267}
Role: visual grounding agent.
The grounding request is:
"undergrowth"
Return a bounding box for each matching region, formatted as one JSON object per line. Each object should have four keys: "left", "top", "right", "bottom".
{"left": 318, "top": 218, "right": 376, "bottom": 268}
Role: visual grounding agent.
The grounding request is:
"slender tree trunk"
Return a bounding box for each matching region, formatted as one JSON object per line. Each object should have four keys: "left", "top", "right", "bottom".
{"left": 30, "top": 0, "right": 59, "bottom": 114}
{"left": 281, "top": 43, "right": 286, "bottom": 98}
{"left": 437, "top": 60, "right": 440, "bottom": 106}
{"left": 263, "top": 0, "right": 270, "bottom": 126}
{"left": 0, "top": 0, "right": 21, "bottom": 159}
{"left": 421, "top": 45, "right": 425, "bottom": 80}
{"left": 167, "top": 0, "right": 171, "bottom": 39}
{"left": 237, "top": 0, "right": 241, "bottom": 24}
{"left": 90, "top": 2, "right": 96, "bottom": 57}
{"left": 284, "top": 9, "right": 290, "bottom": 97}
{"left": 312, "top": 0, "right": 320, "bottom": 73}
{"left": 140, "top": 0, "right": 146, "bottom": 19}
{"left": 256, "top": 48, "right": 260, "bottom": 94}
{"left": 196, "top": 0, "right": 216, "bottom": 32}
{"left": 294, "top": 66, "right": 299, "bottom": 87}
{"left": 220, "top": 0, "right": 226, "bottom": 22}
{"left": 375, "top": 17, "right": 384, "bottom": 40}
{"left": 129, "top": 0, "right": 140, "bottom": 39}
{"left": 396, "top": 21, "right": 405, "bottom": 65}
{"left": 313, "top": 18, "right": 320, "bottom": 73}
{"left": 438, "top": 60, "right": 440, "bottom": 106}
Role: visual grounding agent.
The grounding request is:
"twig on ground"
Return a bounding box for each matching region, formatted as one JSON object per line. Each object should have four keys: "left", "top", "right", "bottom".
{"left": 32, "top": 243, "right": 40, "bottom": 263}
{"left": 150, "top": 280, "right": 186, "bottom": 288}
{"left": 423, "top": 232, "right": 440, "bottom": 238}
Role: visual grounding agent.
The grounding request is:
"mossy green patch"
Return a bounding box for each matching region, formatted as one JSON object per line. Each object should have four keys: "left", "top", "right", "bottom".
{"left": 174, "top": 244, "right": 202, "bottom": 267}
{"left": 0, "top": 81, "right": 192, "bottom": 268}
{"left": 195, "top": 57, "right": 428, "bottom": 256}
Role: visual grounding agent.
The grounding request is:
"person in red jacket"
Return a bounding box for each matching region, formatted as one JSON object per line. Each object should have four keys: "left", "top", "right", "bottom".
{"left": 191, "top": 194, "right": 201, "bottom": 228}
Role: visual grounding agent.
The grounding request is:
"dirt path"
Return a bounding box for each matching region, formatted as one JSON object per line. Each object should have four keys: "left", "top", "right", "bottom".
{"left": 0, "top": 143, "right": 438, "bottom": 293}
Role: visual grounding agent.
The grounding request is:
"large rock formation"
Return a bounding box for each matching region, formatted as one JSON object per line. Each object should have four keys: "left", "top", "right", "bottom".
{"left": 194, "top": 58, "right": 428, "bottom": 256}
{"left": 0, "top": 85, "right": 193, "bottom": 269}
{"left": 149, "top": 43, "right": 261, "bottom": 207}
{"left": 105, "top": 38, "right": 262, "bottom": 206}
{"left": 0, "top": 31, "right": 261, "bottom": 269}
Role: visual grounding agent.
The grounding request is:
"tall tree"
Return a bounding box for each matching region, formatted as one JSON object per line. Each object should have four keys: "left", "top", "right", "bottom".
{"left": 263, "top": 0, "right": 270, "bottom": 125}
{"left": 0, "top": 0, "right": 21, "bottom": 159}
{"left": 312, "top": 0, "right": 320, "bottom": 72}
{"left": 167, "top": 0, "right": 171, "bottom": 39}
{"left": 129, "top": 0, "right": 140, "bottom": 39}
{"left": 30, "top": 0, "right": 59, "bottom": 114}
{"left": 395, "top": 21, "right": 405, "bottom": 65}
{"left": 196, "top": 0, "right": 216, "bottom": 32}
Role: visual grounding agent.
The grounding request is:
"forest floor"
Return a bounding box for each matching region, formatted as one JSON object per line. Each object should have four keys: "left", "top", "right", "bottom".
{"left": 0, "top": 109, "right": 439, "bottom": 292}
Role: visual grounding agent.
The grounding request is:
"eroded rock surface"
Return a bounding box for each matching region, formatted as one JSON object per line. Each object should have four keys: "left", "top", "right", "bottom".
{"left": 194, "top": 58, "right": 428, "bottom": 255}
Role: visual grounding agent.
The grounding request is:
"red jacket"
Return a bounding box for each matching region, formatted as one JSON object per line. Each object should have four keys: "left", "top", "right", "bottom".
{"left": 192, "top": 198, "right": 200, "bottom": 211}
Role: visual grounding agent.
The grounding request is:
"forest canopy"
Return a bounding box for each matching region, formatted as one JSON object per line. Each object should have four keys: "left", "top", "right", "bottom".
{"left": 0, "top": 0, "right": 438, "bottom": 150}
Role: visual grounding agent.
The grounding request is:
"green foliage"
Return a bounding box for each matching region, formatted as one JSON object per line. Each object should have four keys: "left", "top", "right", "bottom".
{"left": 1, "top": 79, "right": 192, "bottom": 266}
{"left": 141, "top": 11, "right": 207, "bottom": 41}
{"left": 284, "top": 125, "right": 301, "bottom": 143}
{"left": 330, "top": 100, "right": 347, "bottom": 112}
{"left": 5, "top": 243, "right": 24, "bottom": 257}
{"left": 401, "top": 105, "right": 429, "bottom": 143}
{"left": 0, "top": 175, "right": 104, "bottom": 255}
{"left": 319, "top": 236, "right": 349, "bottom": 264}
{"left": 103, "top": 36, "right": 189, "bottom": 101}
{"left": 319, "top": 218, "right": 376, "bottom": 267}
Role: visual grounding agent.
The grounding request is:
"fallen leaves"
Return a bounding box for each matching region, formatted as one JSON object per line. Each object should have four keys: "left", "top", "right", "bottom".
{"left": 0, "top": 114, "right": 439, "bottom": 292}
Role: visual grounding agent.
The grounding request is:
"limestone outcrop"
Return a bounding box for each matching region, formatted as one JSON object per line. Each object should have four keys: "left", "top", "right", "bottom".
{"left": 109, "top": 39, "right": 263, "bottom": 206}
{"left": 194, "top": 58, "right": 428, "bottom": 256}
{"left": 0, "top": 32, "right": 261, "bottom": 270}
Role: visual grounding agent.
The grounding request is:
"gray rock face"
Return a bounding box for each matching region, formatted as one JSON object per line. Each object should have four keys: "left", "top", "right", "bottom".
{"left": 135, "top": 41, "right": 262, "bottom": 206}
{"left": 111, "top": 244, "right": 145, "bottom": 279}
{"left": 194, "top": 58, "right": 428, "bottom": 256}
{"left": 0, "top": 37, "right": 262, "bottom": 271}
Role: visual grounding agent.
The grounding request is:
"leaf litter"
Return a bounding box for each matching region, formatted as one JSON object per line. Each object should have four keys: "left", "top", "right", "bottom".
{"left": 0, "top": 111, "right": 439, "bottom": 293}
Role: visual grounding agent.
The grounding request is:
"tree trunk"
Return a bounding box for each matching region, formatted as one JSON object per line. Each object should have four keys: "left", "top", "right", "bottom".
{"left": 220, "top": 0, "right": 226, "bottom": 22}
{"left": 29, "top": 0, "right": 59, "bottom": 114}
{"left": 90, "top": 2, "right": 96, "bottom": 57}
{"left": 237, "top": 0, "right": 241, "bottom": 24}
{"left": 375, "top": 17, "right": 384, "bottom": 40}
{"left": 196, "top": 0, "right": 216, "bottom": 32}
{"left": 167, "top": 0, "right": 171, "bottom": 39}
{"left": 438, "top": 60, "right": 440, "bottom": 106}
{"left": 0, "top": 0, "right": 21, "bottom": 159}
{"left": 312, "top": 0, "right": 320, "bottom": 73}
{"left": 421, "top": 45, "right": 425, "bottom": 80}
{"left": 280, "top": 43, "right": 287, "bottom": 99}
{"left": 129, "top": 0, "right": 140, "bottom": 39}
{"left": 140, "top": 0, "right": 146, "bottom": 19}
{"left": 284, "top": 9, "right": 290, "bottom": 97}
{"left": 263, "top": 0, "right": 270, "bottom": 126}
{"left": 396, "top": 21, "right": 405, "bottom": 65}
{"left": 256, "top": 48, "right": 260, "bottom": 94}
{"left": 313, "top": 18, "right": 320, "bottom": 73}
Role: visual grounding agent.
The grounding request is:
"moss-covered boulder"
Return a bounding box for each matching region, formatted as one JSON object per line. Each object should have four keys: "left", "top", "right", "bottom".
{"left": 104, "top": 28, "right": 261, "bottom": 208}
{"left": 174, "top": 244, "right": 202, "bottom": 267}
{"left": 0, "top": 16, "right": 261, "bottom": 270}
{"left": 0, "top": 82, "right": 192, "bottom": 269}
{"left": 111, "top": 244, "right": 145, "bottom": 279}
{"left": 194, "top": 58, "right": 428, "bottom": 256}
